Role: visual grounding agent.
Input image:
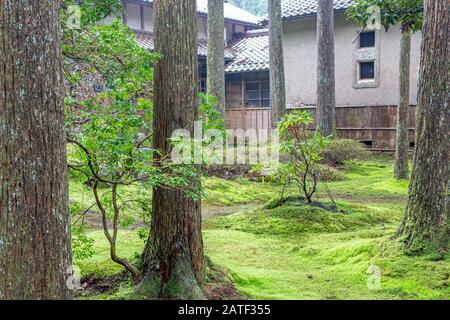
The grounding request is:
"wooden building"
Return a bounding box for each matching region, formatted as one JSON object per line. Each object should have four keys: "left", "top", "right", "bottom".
{"left": 118, "top": 0, "right": 420, "bottom": 150}
{"left": 225, "top": 29, "right": 272, "bottom": 132}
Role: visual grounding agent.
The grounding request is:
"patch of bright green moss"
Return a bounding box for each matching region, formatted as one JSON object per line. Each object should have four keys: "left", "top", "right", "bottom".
{"left": 203, "top": 177, "right": 278, "bottom": 206}
{"left": 204, "top": 201, "right": 390, "bottom": 236}
{"left": 74, "top": 230, "right": 144, "bottom": 279}
{"left": 203, "top": 229, "right": 449, "bottom": 300}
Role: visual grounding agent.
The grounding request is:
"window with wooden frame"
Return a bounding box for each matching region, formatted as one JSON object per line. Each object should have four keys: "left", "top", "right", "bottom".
{"left": 359, "top": 31, "right": 375, "bottom": 48}
{"left": 359, "top": 61, "right": 375, "bottom": 80}
{"left": 245, "top": 80, "right": 270, "bottom": 108}
{"left": 225, "top": 82, "right": 243, "bottom": 109}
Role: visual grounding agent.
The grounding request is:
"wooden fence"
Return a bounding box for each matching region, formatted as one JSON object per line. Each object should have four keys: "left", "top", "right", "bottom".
{"left": 225, "top": 104, "right": 416, "bottom": 151}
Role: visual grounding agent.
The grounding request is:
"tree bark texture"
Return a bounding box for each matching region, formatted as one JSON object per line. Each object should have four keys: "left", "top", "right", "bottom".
{"left": 395, "top": 0, "right": 449, "bottom": 253}
{"left": 0, "top": 0, "right": 72, "bottom": 299}
{"left": 269, "top": 0, "right": 287, "bottom": 125}
{"left": 142, "top": 0, "right": 205, "bottom": 299}
{"left": 207, "top": 0, "right": 226, "bottom": 115}
{"left": 394, "top": 27, "right": 412, "bottom": 180}
{"left": 316, "top": 0, "right": 336, "bottom": 136}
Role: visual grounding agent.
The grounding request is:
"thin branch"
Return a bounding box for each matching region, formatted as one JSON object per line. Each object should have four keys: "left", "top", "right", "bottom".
{"left": 71, "top": 202, "right": 97, "bottom": 227}
{"left": 93, "top": 182, "right": 113, "bottom": 244}
{"left": 352, "top": 26, "right": 366, "bottom": 44}
{"left": 67, "top": 138, "right": 118, "bottom": 185}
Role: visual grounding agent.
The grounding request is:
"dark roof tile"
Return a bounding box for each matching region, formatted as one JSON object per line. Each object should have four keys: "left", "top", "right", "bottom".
{"left": 134, "top": 31, "right": 234, "bottom": 60}
{"left": 225, "top": 29, "right": 269, "bottom": 73}
{"left": 281, "top": 0, "right": 353, "bottom": 19}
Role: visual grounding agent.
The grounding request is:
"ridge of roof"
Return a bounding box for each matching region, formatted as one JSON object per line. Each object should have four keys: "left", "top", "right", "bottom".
{"left": 138, "top": 0, "right": 261, "bottom": 25}
{"left": 244, "top": 28, "right": 269, "bottom": 36}
{"left": 133, "top": 31, "right": 235, "bottom": 60}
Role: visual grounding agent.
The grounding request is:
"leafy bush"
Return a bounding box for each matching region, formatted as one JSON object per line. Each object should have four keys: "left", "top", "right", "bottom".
{"left": 70, "top": 201, "right": 96, "bottom": 260}
{"left": 254, "top": 111, "right": 331, "bottom": 203}
{"left": 71, "top": 226, "right": 95, "bottom": 260}
{"left": 321, "top": 139, "right": 368, "bottom": 166}
{"left": 199, "top": 93, "right": 225, "bottom": 133}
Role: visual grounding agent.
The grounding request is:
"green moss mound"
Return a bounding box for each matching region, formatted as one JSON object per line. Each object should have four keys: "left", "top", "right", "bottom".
{"left": 206, "top": 199, "right": 388, "bottom": 237}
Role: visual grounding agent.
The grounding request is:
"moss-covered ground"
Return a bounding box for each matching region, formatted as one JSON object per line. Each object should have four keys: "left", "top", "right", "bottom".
{"left": 72, "top": 155, "right": 449, "bottom": 300}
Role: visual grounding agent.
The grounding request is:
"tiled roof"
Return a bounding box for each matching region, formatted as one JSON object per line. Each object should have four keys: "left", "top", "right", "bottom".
{"left": 136, "top": 29, "right": 271, "bottom": 73}
{"left": 134, "top": 31, "right": 234, "bottom": 60}
{"left": 141, "top": 0, "right": 260, "bottom": 25}
{"left": 225, "top": 29, "right": 269, "bottom": 73}
{"left": 281, "top": 0, "right": 354, "bottom": 19}
{"left": 134, "top": 31, "right": 154, "bottom": 51}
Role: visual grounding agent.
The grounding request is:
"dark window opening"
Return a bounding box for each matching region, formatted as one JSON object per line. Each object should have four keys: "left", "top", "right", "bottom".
{"left": 360, "top": 31, "right": 375, "bottom": 48}
{"left": 199, "top": 61, "right": 207, "bottom": 93}
{"left": 245, "top": 80, "right": 270, "bottom": 108}
{"left": 409, "top": 141, "right": 415, "bottom": 149}
{"left": 360, "top": 140, "right": 373, "bottom": 147}
{"left": 199, "top": 80, "right": 206, "bottom": 93}
{"left": 360, "top": 61, "right": 375, "bottom": 80}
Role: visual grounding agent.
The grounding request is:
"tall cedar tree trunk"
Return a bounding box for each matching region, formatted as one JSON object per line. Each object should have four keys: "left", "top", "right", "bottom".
{"left": 0, "top": 0, "right": 72, "bottom": 299}
{"left": 207, "top": 0, "right": 226, "bottom": 115}
{"left": 395, "top": 0, "right": 449, "bottom": 253}
{"left": 316, "top": 0, "right": 336, "bottom": 136}
{"left": 141, "top": 0, "right": 205, "bottom": 299}
{"left": 394, "top": 26, "right": 412, "bottom": 180}
{"left": 269, "top": 0, "right": 287, "bottom": 125}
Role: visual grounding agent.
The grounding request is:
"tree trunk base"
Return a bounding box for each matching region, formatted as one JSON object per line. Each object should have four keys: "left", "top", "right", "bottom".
{"left": 393, "top": 167, "right": 409, "bottom": 180}
{"left": 135, "top": 253, "right": 206, "bottom": 300}
{"left": 394, "top": 218, "right": 449, "bottom": 258}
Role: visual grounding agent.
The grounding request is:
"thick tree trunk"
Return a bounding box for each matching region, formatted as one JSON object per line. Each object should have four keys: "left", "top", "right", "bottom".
{"left": 0, "top": 0, "right": 72, "bottom": 299}
{"left": 141, "top": 0, "right": 205, "bottom": 299}
{"left": 394, "top": 26, "right": 412, "bottom": 180}
{"left": 395, "top": 0, "right": 449, "bottom": 254}
{"left": 207, "top": 0, "right": 226, "bottom": 115}
{"left": 316, "top": 0, "right": 336, "bottom": 136}
{"left": 269, "top": 0, "right": 287, "bottom": 125}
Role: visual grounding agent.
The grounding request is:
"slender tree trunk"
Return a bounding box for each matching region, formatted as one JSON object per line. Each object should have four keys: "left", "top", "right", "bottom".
{"left": 207, "top": 0, "right": 226, "bottom": 115}
{"left": 0, "top": 0, "right": 72, "bottom": 299}
{"left": 394, "top": 26, "right": 412, "bottom": 180}
{"left": 395, "top": 0, "right": 449, "bottom": 254}
{"left": 269, "top": 0, "right": 287, "bottom": 125}
{"left": 316, "top": 0, "right": 336, "bottom": 136}
{"left": 141, "top": 0, "right": 205, "bottom": 299}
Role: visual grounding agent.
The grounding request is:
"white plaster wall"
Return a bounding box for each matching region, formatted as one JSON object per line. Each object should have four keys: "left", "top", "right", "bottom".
{"left": 198, "top": 16, "right": 208, "bottom": 40}
{"left": 125, "top": 2, "right": 141, "bottom": 30}
{"left": 143, "top": 6, "right": 153, "bottom": 32}
{"left": 283, "top": 14, "right": 422, "bottom": 107}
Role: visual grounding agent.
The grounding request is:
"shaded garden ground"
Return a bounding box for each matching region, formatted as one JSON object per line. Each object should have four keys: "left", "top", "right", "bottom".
{"left": 71, "top": 155, "right": 449, "bottom": 300}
